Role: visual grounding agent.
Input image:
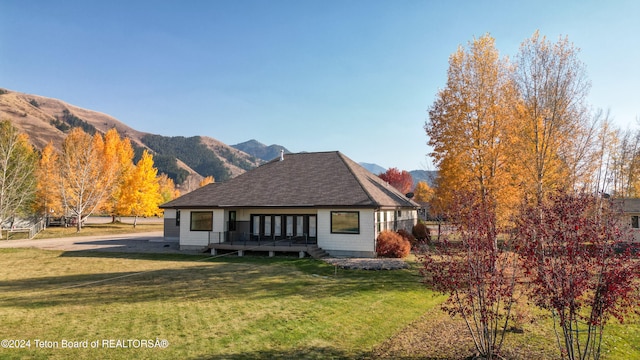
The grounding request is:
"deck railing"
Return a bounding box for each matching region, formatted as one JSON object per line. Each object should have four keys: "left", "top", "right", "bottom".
{"left": 207, "top": 231, "right": 315, "bottom": 247}
{"left": 377, "top": 219, "right": 416, "bottom": 233}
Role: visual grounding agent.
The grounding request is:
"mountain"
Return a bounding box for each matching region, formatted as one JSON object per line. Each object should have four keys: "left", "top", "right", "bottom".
{"left": 232, "top": 139, "right": 290, "bottom": 162}
{"left": 0, "top": 88, "right": 261, "bottom": 191}
{"left": 0, "top": 88, "right": 146, "bottom": 150}
{"left": 359, "top": 162, "right": 386, "bottom": 175}
{"left": 410, "top": 170, "right": 438, "bottom": 188}
{"left": 0, "top": 88, "right": 437, "bottom": 193}
{"left": 359, "top": 163, "right": 438, "bottom": 188}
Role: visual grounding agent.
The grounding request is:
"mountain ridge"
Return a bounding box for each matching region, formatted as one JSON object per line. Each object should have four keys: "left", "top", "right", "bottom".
{"left": 359, "top": 162, "right": 386, "bottom": 175}
{"left": 0, "top": 88, "right": 261, "bottom": 192}
{"left": 0, "top": 88, "right": 435, "bottom": 191}
{"left": 231, "top": 139, "right": 290, "bottom": 162}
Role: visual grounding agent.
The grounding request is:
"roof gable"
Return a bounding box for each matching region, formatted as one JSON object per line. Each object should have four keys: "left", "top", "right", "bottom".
{"left": 161, "top": 151, "right": 417, "bottom": 209}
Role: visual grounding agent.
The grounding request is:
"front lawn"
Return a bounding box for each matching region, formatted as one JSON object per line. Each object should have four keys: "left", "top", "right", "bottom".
{"left": 1, "top": 249, "right": 637, "bottom": 359}
{"left": 0, "top": 249, "right": 440, "bottom": 359}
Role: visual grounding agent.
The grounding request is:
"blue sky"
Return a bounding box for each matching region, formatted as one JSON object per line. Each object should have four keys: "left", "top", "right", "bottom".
{"left": 1, "top": 0, "right": 638, "bottom": 171}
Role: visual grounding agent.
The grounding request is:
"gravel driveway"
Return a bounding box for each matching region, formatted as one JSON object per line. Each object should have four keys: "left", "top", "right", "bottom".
{"left": 0, "top": 231, "right": 196, "bottom": 254}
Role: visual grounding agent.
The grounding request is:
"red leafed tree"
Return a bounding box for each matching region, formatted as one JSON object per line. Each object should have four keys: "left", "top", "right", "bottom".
{"left": 378, "top": 167, "right": 413, "bottom": 194}
{"left": 420, "top": 191, "right": 519, "bottom": 359}
{"left": 516, "top": 192, "right": 640, "bottom": 360}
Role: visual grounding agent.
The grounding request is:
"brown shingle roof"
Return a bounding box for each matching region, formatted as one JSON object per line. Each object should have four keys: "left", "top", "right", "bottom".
{"left": 161, "top": 151, "right": 418, "bottom": 209}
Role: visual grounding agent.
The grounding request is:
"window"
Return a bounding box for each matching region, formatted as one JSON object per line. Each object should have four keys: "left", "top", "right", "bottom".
{"left": 190, "top": 211, "right": 213, "bottom": 231}
{"left": 296, "top": 216, "right": 304, "bottom": 236}
{"left": 228, "top": 211, "right": 236, "bottom": 231}
{"left": 176, "top": 210, "right": 181, "bottom": 227}
{"left": 286, "top": 216, "right": 293, "bottom": 236}
{"left": 252, "top": 215, "right": 260, "bottom": 235}
{"left": 309, "top": 215, "right": 317, "bottom": 237}
{"left": 250, "top": 214, "right": 317, "bottom": 239}
{"left": 331, "top": 211, "right": 360, "bottom": 234}
{"left": 632, "top": 216, "right": 639, "bottom": 229}
{"left": 264, "top": 216, "right": 272, "bottom": 236}
{"left": 274, "top": 216, "right": 282, "bottom": 236}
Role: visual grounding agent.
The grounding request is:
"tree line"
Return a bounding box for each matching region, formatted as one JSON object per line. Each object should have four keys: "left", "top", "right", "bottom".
{"left": 0, "top": 121, "right": 180, "bottom": 232}
{"left": 420, "top": 31, "right": 640, "bottom": 359}
{"left": 426, "top": 31, "right": 640, "bottom": 222}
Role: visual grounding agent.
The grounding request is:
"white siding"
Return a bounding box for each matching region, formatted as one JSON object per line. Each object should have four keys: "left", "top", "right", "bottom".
{"left": 179, "top": 209, "right": 225, "bottom": 249}
{"left": 213, "top": 209, "right": 225, "bottom": 240}
{"left": 317, "top": 208, "right": 375, "bottom": 253}
{"left": 374, "top": 208, "right": 418, "bottom": 237}
{"left": 628, "top": 213, "right": 640, "bottom": 242}
{"left": 164, "top": 209, "right": 177, "bottom": 219}
{"left": 173, "top": 207, "right": 416, "bottom": 254}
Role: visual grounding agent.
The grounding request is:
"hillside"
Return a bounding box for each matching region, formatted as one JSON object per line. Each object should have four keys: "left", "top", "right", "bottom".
{"left": 359, "top": 163, "right": 438, "bottom": 188}
{"left": 0, "top": 88, "right": 146, "bottom": 150}
{"left": 360, "top": 162, "right": 386, "bottom": 175}
{"left": 410, "top": 170, "right": 438, "bottom": 188}
{"left": 0, "top": 88, "right": 260, "bottom": 190}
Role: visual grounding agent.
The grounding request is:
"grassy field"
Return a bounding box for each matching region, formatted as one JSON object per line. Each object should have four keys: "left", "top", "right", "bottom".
{"left": 0, "top": 249, "right": 442, "bottom": 359}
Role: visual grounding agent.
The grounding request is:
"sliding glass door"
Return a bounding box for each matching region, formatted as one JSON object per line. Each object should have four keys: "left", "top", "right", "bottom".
{"left": 250, "top": 214, "right": 317, "bottom": 242}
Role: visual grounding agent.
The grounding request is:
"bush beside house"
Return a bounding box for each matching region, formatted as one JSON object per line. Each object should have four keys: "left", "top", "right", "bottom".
{"left": 376, "top": 230, "right": 411, "bottom": 258}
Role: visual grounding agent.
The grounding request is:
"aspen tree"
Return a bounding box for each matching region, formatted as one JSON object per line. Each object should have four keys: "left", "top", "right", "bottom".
{"left": 412, "top": 181, "right": 434, "bottom": 203}
{"left": 158, "top": 173, "right": 180, "bottom": 204}
{"left": 34, "top": 142, "right": 62, "bottom": 216}
{"left": 101, "top": 129, "right": 134, "bottom": 221}
{"left": 513, "top": 31, "right": 591, "bottom": 204}
{"left": 0, "top": 121, "right": 37, "bottom": 237}
{"left": 120, "top": 150, "right": 162, "bottom": 227}
{"left": 58, "top": 128, "right": 112, "bottom": 231}
{"left": 199, "top": 175, "right": 214, "bottom": 187}
{"left": 426, "top": 34, "right": 521, "bottom": 224}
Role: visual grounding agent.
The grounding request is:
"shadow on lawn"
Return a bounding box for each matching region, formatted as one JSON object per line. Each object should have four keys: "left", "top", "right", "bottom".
{"left": 0, "top": 253, "right": 422, "bottom": 309}
{"left": 192, "top": 347, "right": 369, "bottom": 360}
{"left": 58, "top": 239, "right": 199, "bottom": 258}
{"left": 59, "top": 247, "right": 298, "bottom": 260}
{"left": 191, "top": 347, "right": 455, "bottom": 360}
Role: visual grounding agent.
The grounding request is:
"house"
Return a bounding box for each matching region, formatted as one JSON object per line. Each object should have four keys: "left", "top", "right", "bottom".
{"left": 621, "top": 198, "right": 640, "bottom": 242}
{"left": 160, "top": 151, "right": 419, "bottom": 258}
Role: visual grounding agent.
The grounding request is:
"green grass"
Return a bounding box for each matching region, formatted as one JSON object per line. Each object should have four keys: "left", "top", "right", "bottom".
{"left": 0, "top": 249, "right": 440, "bottom": 359}
{"left": 2, "top": 217, "right": 162, "bottom": 240}
{"left": 503, "top": 310, "right": 639, "bottom": 359}
{"left": 1, "top": 248, "right": 637, "bottom": 359}
{"left": 31, "top": 222, "right": 163, "bottom": 240}
{"left": 603, "top": 315, "right": 640, "bottom": 359}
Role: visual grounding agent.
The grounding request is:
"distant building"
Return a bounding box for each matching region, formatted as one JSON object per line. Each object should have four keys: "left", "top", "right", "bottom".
{"left": 621, "top": 198, "right": 640, "bottom": 242}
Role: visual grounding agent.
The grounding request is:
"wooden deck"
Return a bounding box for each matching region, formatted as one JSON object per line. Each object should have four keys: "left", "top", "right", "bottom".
{"left": 208, "top": 241, "right": 328, "bottom": 258}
